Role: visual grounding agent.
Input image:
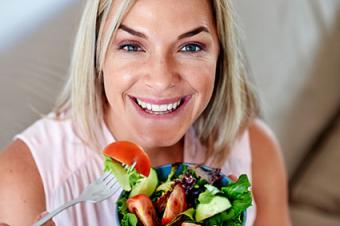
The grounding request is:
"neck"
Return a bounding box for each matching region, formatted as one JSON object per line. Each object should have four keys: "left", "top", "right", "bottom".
{"left": 145, "top": 138, "right": 184, "bottom": 167}
{"left": 103, "top": 110, "right": 185, "bottom": 167}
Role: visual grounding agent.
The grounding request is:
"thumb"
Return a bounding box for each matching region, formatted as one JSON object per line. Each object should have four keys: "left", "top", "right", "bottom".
{"left": 35, "top": 211, "right": 56, "bottom": 226}
{"left": 0, "top": 223, "right": 10, "bottom": 226}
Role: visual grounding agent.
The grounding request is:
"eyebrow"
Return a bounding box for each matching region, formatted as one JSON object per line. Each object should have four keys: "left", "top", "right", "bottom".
{"left": 118, "top": 24, "right": 210, "bottom": 40}
{"left": 119, "top": 24, "right": 147, "bottom": 39}
{"left": 177, "top": 26, "right": 210, "bottom": 40}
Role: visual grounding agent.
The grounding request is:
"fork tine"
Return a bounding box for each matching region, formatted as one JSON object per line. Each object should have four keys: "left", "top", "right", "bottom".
{"left": 123, "top": 161, "right": 136, "bottom": 173}
{"left": 111, "top": 182, "right": 123, "bottom": 194}
{"left": 103, "top": 173, "right": 116, "bottom": 185}
{"left": 107, "top": 178, "right": 119, "bottom": 189}
{"left": 101, "top": 171, "right": 112, "bottom": 180}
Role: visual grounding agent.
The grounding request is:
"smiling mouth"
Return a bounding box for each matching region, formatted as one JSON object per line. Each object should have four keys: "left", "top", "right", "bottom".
{"left": 132, "top": 97, "right": 185, "bottom": 115}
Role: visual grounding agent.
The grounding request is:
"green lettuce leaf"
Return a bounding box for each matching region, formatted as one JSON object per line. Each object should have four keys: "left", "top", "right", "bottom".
{"left": 103, "top": 156, "right": 142, "bottom": 191}
{"left": 198, "top": 184, "right": 220, "bottom": 204}
{"left": 165, "top": 208, "right": 195, "bottom": 226}
{"left": 121, "top": 213, "right": 138, "bottom": 226}
{"left": 155, "top": 164, "right": 178, "bottom": 193}
{"left": 204, "top": 174, "right": 252, "bottom": 225}
{"left": 222, "top": 174, "right": 251, "bottom": 199}
{"left": 117, "top": 197, "right": 138, "bottom": 226}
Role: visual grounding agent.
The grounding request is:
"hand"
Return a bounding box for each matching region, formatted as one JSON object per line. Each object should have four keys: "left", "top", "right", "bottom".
{"left": 0, "top": 211, "right": 56, "bottom": 226}
{"left": 34, "top": 212, "right": 56, "bottom": 226}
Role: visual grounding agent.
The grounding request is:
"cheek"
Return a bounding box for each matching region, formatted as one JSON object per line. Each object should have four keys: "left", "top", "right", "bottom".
{"left": 186, "top": 62, "right": 216, "bottom": 101}
{"left": 102, "top": 67, "right": 119, "bottom": 104}
{"left": 102, "top": 60, "right": 137, "bottom": 103}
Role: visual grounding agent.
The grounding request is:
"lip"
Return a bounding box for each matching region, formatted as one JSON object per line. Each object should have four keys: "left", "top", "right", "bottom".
{"left": 129, "top": 95, "right": 192, "bottom": 119}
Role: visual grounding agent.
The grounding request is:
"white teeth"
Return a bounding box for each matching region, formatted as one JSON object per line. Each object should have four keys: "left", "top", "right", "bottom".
{"left": 151, "top": 104, "right": 160, "bottom": 111}
{"left": 167, "top": 104, "right": 173, "bottom": 110}
{"left": 135, "top": 98, "right": 182, "bottom": 113}
{"left": 159, "top": 105, "right": 168, "bottom": 111}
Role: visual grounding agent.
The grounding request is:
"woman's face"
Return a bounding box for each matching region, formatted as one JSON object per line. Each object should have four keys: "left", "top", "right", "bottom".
{"left": 103, "top": 0, "right": 219, "bottom": 150}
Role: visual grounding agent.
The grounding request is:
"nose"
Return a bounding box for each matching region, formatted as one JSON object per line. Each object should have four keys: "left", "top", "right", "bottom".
{"left": 144, "top": 53, "right": 179, "bottom": 91}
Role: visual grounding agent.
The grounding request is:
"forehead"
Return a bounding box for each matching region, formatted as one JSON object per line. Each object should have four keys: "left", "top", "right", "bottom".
{"left": 110, "top": 0, "right": 216, "bottom": 35}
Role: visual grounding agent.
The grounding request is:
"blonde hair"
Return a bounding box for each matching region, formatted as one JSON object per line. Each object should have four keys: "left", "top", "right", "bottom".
{"left": 54, "top": 0, "right": 136, "bottom": 149}
{"left": 195, "top": 1, "right": 258, "bottom": 166}
{"left": 54, "top": 0, "right": 258, "bottom": 165}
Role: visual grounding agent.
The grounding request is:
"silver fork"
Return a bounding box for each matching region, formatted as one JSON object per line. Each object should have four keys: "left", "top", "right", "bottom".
{"left": 32, "top": 171, "right": 120, "bottom": 226}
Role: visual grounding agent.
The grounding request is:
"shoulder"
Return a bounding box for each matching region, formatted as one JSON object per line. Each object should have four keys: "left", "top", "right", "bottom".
{"left": 21, "top": 114, "right": 75, "bottom": 140}
{"left": 0, "top": 139, "right": 45, "bottom": 225}
{"left": 247, "top": 119, "right": 285, "bottom": 181}
{"left": 248, "top": 118, "right": 285, "bottom": 195}
{"left": 17, "top": 115, "right": 82, "bottom": 162}
{"left": 247, "top": 119, "right": 292, "bottom": 226}
{"left": 15, "top": 115, "right": 91, "bottom": 189}
{"left": 248, "top": 118, "right": 282, "bottom": 160}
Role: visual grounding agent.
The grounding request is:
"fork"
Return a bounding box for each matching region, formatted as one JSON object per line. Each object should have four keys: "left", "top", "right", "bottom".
{"left": 32, "top": 171, "right": 120, "bottom": 226}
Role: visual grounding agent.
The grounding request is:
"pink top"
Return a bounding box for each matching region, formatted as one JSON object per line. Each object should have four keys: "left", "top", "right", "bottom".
{"left": 15, "top": 114, "right": 256, "bottom": 226}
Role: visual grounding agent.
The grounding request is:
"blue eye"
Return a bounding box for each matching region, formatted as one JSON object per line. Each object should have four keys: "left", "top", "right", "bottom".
{"left": 119, "top": 44, "right": 143, "bottom": 52}
{"left": 180, "top": 43, "right": 203, "bottom": 52}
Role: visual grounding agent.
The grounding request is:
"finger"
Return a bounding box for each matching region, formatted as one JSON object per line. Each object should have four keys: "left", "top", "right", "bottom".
{"left": 43, "top": 219, "right": 56, "bottom": 226}
{"left": 0, "top": 223, "right": 10, "bottom": 226}
{"left": 35, "top": 211, "right": 48, "bottom": 221}
{"left": 35, "top": 211, "right": 56, "bottom": 226}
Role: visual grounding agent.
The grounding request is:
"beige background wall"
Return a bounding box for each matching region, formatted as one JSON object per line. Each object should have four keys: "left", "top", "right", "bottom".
{"left": 0, "top": 0, "right": 83, "bottom": 148}
{"left": 234, "top": 0, "right": 340, "bottom": 176}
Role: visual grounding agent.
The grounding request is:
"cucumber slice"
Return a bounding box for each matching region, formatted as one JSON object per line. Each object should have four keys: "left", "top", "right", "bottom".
{"left": 195, "top": 196, "right": 231, "bottom": 222}
{"left": 104, "top": 157, "right": 131, "bottom": 191}
{"left": 129, "top": 168, "right": 158, "bottom": 197}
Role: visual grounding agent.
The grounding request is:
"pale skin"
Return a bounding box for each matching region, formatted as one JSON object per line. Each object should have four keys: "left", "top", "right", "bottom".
{"left": 103, "top": 0, "right": 219, "bottom": 162}
{"left": 0, "top": 0, "right": 291, "bottom": 225}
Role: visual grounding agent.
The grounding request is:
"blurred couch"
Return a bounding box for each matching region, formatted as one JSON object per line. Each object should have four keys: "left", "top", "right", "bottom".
{"left": 234, "top": 1, "right": 340, "bottom": 225}
{"left": 1, "top": 1, "right": 339, "bottom": 225}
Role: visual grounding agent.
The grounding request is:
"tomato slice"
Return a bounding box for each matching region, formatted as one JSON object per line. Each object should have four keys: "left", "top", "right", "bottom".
{"left": 181, "top": 223, "right": 201, "bottom": 226}
{"left": 103, "top": 141, "right": 151, "bottom": 177}
{"left": 162, "top": 183, "right": 188, "bottom": 225}
{"left": 127, "top": 194, "right": 157, "bottom": 226}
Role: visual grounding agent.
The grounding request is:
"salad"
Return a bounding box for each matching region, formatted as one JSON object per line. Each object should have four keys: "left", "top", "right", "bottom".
{"left": 103, "top": 141, "right": 252, "bottom": 226}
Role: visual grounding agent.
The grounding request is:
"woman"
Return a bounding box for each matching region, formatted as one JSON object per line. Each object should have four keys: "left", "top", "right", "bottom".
{"left": 0, "top": 0, "right": 291, "bottom": 225}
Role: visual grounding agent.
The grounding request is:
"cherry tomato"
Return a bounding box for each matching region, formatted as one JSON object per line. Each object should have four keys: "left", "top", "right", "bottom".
{"left": 162, "top": 183, "right": 187, "bottom": 225}
{"left": 127, "top": 194, "right": 157, "bottom": 226}
{"left": 103, "top": 141, "right": 151, "bottom": 176}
